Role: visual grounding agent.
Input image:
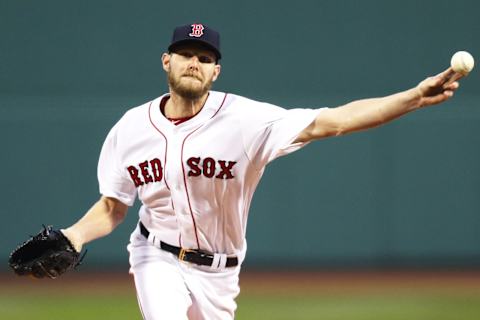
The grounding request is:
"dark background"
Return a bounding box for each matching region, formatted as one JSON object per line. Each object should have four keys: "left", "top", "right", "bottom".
{"left": 1, "top": 0, "right": 479, "bottom": 270}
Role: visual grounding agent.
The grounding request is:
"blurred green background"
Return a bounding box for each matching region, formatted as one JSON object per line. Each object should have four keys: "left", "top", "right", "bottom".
{"left": 1, "top": 0, "right": 479, "bottom": 272}
{"left": 2, "top": 271, "right": 480, "bottom": 319}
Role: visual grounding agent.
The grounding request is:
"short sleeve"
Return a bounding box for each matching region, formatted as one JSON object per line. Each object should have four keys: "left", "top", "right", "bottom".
{"left": 97, "top": 122, "right": 137, "bottom": 206}
{"left": 243, "top": 102, "right": 326, "bottom": 167}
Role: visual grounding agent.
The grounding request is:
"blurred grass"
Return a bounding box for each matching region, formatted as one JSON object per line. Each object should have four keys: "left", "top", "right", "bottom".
{"left": 0, "top": 292, "right": 140, "bottom": 320}
{"left": 0, "top": 287, "right": 480, "bottom": 320}
{"left": 236, "top": 292, "right": 480, "bottom": 320}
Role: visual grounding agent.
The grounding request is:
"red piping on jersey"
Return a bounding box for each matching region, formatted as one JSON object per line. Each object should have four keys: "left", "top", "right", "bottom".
{"left": 181, "top": 126, "right": 203, "bottom": 249}
{"left": 150, "top": 101, "right": 184, "bottom": 246}
{"left": 148, "top": 101, "right": 171, "bottom": 191}
{"left": 209, "top": 93, "right": 228, "bottom": 119}
{"left": 180, "top": 93, "right": 228, "bottom": 250}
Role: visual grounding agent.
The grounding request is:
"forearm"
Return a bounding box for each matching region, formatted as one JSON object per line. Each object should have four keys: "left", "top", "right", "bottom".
{"left": 296, "top": 87, "right": 422, "bottom": 142}
{"left": 296, "top": 68, "right": 460, "bottom": 143}
{"left": 62, "top": 196, "right": 128, "bottom": 251}
{"left": 335, "top": 87, "right": 422, "bottom": 134}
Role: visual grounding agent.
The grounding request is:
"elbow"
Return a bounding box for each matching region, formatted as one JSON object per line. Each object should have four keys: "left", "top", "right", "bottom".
{"left": 112, "top": 206, "right": 127, "bottom": 224}
{"left": 100, "top": 196, "right": 128, "bottom": 226}
{"left": 335, "top": 113, "right": 385, "bottom": 136}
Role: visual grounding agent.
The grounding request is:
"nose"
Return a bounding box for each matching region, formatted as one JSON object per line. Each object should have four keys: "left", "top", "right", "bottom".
{"left": 188, "top": 55, "right": 200, "bottom": 70}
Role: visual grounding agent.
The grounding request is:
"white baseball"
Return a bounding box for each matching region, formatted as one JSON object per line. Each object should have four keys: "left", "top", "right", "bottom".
{"left": 450, "top": 51, "right": 475, "bottom": 75}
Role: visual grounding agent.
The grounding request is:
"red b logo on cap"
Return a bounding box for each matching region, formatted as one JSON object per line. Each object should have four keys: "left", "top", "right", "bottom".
{"left": 189, "top": 24, "right": 204, "bottom": 38}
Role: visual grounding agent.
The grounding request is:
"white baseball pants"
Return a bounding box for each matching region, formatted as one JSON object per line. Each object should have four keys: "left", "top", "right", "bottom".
{"left": 127, "top": 227, "right": 241, "bottom": 320}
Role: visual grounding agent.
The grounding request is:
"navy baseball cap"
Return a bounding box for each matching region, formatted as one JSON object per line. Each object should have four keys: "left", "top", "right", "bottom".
{"left": 168, "top": 23, "right": 221, "bottom": 60}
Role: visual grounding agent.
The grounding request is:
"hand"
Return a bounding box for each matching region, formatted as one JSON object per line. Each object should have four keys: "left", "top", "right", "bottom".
{"left": 9, "top": 225, "right": 85, "bottom": 279}
{"left": 416, "top": 67, "right": 461, "bottom": 107}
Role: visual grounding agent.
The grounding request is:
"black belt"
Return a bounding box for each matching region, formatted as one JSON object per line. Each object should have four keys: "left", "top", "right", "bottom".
{"left": 139, "top": 222, "right": 238, "bottom": 268}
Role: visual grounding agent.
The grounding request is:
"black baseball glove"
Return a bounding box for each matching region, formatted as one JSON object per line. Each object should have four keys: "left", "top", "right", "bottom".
{"left": 9, "top": 225, "right": 86, "bottom": 279}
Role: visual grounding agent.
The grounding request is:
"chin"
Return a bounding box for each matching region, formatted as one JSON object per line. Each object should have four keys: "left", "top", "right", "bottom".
{"left": 179, "top": 78, "right": 200, "bottom": 89}
{"left": 168, "top": 75, "right": 212, "bottom": 100}
{"left": 176, "top": 86, "right": 206, "bottom": 100}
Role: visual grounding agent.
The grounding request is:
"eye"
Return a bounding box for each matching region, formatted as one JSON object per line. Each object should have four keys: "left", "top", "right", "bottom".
{"left": 177, "top": 51, "right": 194, "bottom": 58}
{"left": 199, "top": 55, "right": 215, "bottom": 64}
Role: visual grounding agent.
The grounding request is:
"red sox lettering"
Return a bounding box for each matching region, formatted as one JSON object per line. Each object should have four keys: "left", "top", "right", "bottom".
{"left": 186, "top": 157, "right": 237, "bottom": 179}
{"left": 127, "top": 158, "right": 163, "bottom": 187}
{"left": 127, "top": 157, "right": 237, "bottom": 187}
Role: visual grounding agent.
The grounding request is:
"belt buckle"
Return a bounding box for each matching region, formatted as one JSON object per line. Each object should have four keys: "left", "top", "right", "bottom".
{"left": 178, "top": 248, "right": 195, "bottom": 261}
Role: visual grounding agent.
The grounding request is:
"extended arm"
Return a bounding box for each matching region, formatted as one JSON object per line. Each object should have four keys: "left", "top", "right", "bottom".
{"left": 295, "top": 68, "right": 462, "bottom": 143}
{"left": 61, "top": 196, "right": 128, "bottom": 252}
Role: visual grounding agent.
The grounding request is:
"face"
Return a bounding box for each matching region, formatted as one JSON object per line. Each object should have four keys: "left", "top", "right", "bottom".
{"left": 162, "top": 44, "right": 221, "bottom": 100}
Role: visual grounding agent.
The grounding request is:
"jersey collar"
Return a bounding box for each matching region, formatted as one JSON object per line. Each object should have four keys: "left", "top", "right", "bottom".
{"left": 149, "top": 91, "right": 227, "bottom": 132}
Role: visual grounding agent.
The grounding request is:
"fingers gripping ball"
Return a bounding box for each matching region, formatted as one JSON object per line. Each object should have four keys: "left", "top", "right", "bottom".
{"left": 451, "top": 51, "right": 475, "bottom": 75}
{"left": 9, "top": 225, "right": 87, "bottom": 279}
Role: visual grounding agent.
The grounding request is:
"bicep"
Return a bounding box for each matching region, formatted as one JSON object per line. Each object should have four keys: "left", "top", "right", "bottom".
{"left": 294, "top": 107, "right": 346, "bottom": 143}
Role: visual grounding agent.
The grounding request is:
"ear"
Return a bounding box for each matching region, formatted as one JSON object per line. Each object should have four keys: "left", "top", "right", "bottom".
{"left": 212, "top": 64, "right": 221, "bottom": 82}
{"left": 161, "top": 53, "right": 171, "bottom": 72}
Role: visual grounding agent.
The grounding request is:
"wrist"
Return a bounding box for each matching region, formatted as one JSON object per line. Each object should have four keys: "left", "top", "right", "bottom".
{"left": 407, "top": 87, "right": 424, "bottom": 109}
{"left": 61, "top": 228, "right": 83, "bottom": 252}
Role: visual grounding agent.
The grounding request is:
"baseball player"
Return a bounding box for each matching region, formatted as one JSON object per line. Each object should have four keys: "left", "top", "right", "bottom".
{"left": 58, "top": 23, "right": 462, "bottom": 319}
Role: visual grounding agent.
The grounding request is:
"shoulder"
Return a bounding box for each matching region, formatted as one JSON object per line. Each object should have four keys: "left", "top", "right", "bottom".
{"left": 122, "top": 97, "right": 159, "bottom": 120}
{"left": 101, "top": 95, "right": 165, "bottom": 143}
{"left": 115, "top": 95, "right": 165, "bottom": 127}
{"left": 219, "top": 92, "right": 287, "bottom": 116}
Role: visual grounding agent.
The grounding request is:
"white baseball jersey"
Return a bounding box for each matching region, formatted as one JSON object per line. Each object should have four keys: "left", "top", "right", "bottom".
{"left": 98, "top": 90, "right": 322, "bottom": 260}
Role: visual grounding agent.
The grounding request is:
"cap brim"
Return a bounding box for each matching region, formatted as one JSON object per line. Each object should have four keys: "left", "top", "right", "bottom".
{"left": 168, "top": 39, "right": 221, "bottom": 60}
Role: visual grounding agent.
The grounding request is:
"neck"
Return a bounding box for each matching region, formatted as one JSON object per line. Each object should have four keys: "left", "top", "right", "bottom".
{"left": 164, "top": 91, "right": 209, "bottom": 119}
